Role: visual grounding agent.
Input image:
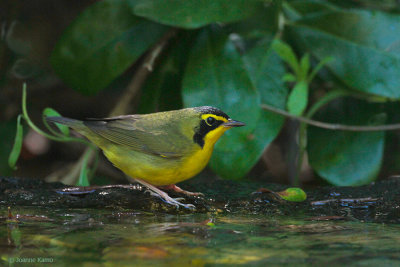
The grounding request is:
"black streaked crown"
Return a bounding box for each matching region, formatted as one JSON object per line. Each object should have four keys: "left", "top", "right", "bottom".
{"left": 194, "top": 106, "right": 229, "bottom": 119}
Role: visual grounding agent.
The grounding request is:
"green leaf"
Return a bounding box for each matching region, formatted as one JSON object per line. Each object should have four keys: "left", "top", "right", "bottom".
{"left": 228, "top": 37, "right": 288, "bottom": 179}
{"left": 8, "top": 115, "right": 24, "bottom": 170}
{"left": 287, "top": 81, "right": 308, "bottom": 116}
{"left": 183, "top": 28, "right": 287, "bottom": 179}
{"left": 368, "top": 113, "right": 387, "bottom": 126}
{"left": 206, "top": 222, "right": 216, "bottom": 227}
{"left": 287, "top": 9, "right": 400, "bottom": 98}
{"left": 51, "top": 0, "right": 168, "bottom": 95}
{"left": 284, "top": 0, "right": 340, "bottom": 21}
{"left": 226, "top": 3, "right": 281, "bottom": 40}
{"left": 76, "top": 149, "right": 93, "bottom": 186}
{"left": 130, "top": 0, "right": 268, "bottom": 29}
{"left": 282, "top": 73, "right": 297, "bottom": 82}
{"left": 241, "top": 36, "right": 288, "bottom": 162}
{"left": 299, "top": 53, "right": 310, "bottom": 81}
{"left": 271, "top": 39, "right": 300, "bottom": 77}
{"left": 278, "top": 188, "right": 307, "bottom": 202}
{"left": 77, "top": 165, "right": 90, "bottom": 187}
{"left": 137, "top": 32, "right": 195, "bottom": 114}
{"left": 1, "top": 120, "right": 20, "bottom": 175}
{"left": 308, "top": 99, "right": 385, "bottom": 186}
{"left": 42, "top": 108, "right": 69, "bottom": 136}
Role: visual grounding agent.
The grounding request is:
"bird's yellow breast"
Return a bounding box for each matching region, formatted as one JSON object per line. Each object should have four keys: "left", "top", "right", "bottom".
{"left": 101, "top": 125, "right": 228, "bottom": 186}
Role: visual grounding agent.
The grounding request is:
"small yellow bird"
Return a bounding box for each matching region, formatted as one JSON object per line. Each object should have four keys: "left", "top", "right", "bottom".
{"left": 47, "top": 106, "right": 244, "bottom": 209}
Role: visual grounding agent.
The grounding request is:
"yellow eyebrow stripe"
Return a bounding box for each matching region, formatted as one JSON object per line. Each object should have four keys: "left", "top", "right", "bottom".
{"left": 201, "top": 114, "right": 228, "bottom": 122}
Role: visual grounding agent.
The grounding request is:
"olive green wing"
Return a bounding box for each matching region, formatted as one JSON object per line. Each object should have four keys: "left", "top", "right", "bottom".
{"left": 83, "top": 115, "right": 192, "bottom": 159}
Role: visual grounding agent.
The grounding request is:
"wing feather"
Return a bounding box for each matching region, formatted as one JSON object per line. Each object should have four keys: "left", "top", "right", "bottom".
{"left": 83, "top": 116, "right": 191, "bottom": 158}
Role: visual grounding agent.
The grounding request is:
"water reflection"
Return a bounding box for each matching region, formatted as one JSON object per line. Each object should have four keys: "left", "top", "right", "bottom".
{"left": 1, "top": 207, "right": 400, "bottom": 266}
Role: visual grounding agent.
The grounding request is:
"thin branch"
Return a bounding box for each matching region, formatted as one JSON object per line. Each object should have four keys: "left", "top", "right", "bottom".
{"left": 110, "top": 29, "right": 178, "bottom": 116}
{"left": 261, "top": 103, "right": 400, "bottom": 132}
{"left": 311, "top": 197, "right": 378, "bottom": 206}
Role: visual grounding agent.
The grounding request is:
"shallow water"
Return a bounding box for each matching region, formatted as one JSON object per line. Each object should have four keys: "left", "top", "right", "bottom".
{"left": 1, "top": 206, "right": 400, "bottom": 266}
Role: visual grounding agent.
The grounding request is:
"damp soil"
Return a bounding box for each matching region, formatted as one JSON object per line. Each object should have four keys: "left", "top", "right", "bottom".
{"left": 1, "top": 176, "right": 399, "bottom": 223}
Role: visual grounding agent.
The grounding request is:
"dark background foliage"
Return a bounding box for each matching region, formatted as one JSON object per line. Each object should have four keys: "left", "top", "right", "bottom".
{"left": 1, "top": 0, "right": 400, "bottom": 187}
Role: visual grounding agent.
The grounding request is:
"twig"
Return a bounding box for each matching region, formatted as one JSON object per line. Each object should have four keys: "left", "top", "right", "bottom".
{"left": 305, "top": 216, "right": 347, "bottom": 221}
{"left": 261, "top": 103, "right": 400, "bottom": 131}
{"left": 110, "top": 29, "right": 178, "bottom": 116}
{"left": 47, "top": 29, "right": 178, "bottom": 185}
{"left": 311, "top": 197, "right": 378, "bottom": 206}
{"left": 55, "top": 184, "right": 143, "bottom": 195}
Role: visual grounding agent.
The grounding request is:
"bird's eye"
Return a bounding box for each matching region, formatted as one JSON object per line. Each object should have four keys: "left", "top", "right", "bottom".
{"left": 206, "top": 117, "right": 216, "bottom": 126}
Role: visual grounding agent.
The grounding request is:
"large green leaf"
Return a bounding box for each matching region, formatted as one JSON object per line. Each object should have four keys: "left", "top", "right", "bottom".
{"left": 130, "top": 0, "right": 268, "bottom": 29}
{"left": 182, "top": 27, "right": 258, "bottom": 179}
{"left": 326, "top": 0, "right": 400, "bottom": 11}
{"left": 183, "top": 27, "right": 287, "bottom": 179}
{"left": 1, "top": 120, "right": 22, "bottom": 174}
{"left": 243, "top": 38, "right": 288, "bottom": 110}
{"left": 284, "top": 0, "right": 340, "bottom": 20}
{"left": 137, "top": 32, "right": 195, "bottom": 114}
{"left": 240, "top": 38, "right": 288, "bottom": 172}
{"left": 226, "top": 2, "right": 280, "bottom": 40}
{"left": 8, "top": 115, "right": 23, "bottom": 171}
{"left": 308, "top": 99, "right": 385, "bottom": 186}
{"left": 51, "top": 0, "right": 167, "bottom": 95}
{"left": 287, "top": 9, "right": 400, "bottom": 98}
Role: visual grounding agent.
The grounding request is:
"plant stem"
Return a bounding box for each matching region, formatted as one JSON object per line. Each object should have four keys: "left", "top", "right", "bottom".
{"left": 293, "top": 89, "right": 356, "bottom": 185}
{"left": 77, "top": 147, "right": 93, "bottom": 186}
{"left": 306, "top": 89, "right": 352, "bottom": 119}
{"left": 260, "top": 102, "right": 400, "bottom": 131}
{"left": 21, "top": 83, "right": 93, "bottom": 147}
{"left": 22, "top": 84, "right": 62, "bottom": 141}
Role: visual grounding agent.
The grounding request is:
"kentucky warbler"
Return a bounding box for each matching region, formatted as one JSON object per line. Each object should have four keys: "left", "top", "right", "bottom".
{"left": 47, "top": 106, "right": 244, "bottom": 209}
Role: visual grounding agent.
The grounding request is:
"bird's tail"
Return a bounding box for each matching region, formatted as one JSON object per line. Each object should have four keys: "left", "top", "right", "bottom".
{"left": 46, "top": 116, "right": 102, "bottom": 146}
{"left": 46, "top": 116, "right": 84, "bottom": 130}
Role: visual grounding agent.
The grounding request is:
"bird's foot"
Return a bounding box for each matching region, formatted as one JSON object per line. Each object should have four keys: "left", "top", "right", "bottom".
{"left": 145, "top": 189, "right": 195, "bottom": 209}
{"left": 158, "top": 192, "right": 196, "bottom": 209}
{"left": 159, "top": 184, "right": 204, "bottom": 197}
{"left": 134, "top": 178, "right": 195, "bottom": 210}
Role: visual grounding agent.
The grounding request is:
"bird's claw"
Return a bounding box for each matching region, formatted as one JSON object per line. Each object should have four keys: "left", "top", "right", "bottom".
{"left": 164, "top": 198, "right": 196, "bottom": 210}
{"left": 145, "top": 189, "right": 195, "bottom": 210}
{"left": 145, "top": 189, "right": 156, "bottom": 197}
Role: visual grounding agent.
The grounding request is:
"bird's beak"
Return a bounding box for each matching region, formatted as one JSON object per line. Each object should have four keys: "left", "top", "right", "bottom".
{"left": 223, "top": 119, "right": 246, "bottom": 128}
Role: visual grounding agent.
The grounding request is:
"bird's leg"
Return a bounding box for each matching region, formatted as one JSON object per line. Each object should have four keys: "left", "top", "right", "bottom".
{"left": 159, "top": 185, "right": 204, "bottom": 197}
{"left": 133, "top": 178, "right": 195, "bottom": 210}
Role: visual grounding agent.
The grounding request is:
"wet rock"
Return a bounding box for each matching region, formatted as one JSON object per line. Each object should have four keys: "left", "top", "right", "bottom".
{"left": 0, "top": 177, "right": 208, "bottom": 214}
{"left": 0, "top": 176, "right": 399, "bottom": 223}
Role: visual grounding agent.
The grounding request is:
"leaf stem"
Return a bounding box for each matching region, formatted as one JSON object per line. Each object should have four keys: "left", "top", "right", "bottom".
{"left": 22, "top": 84, "right": 60, "bottom": 141}
{"left": 21, "top": 83, "right": 93, "bottom": 147}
